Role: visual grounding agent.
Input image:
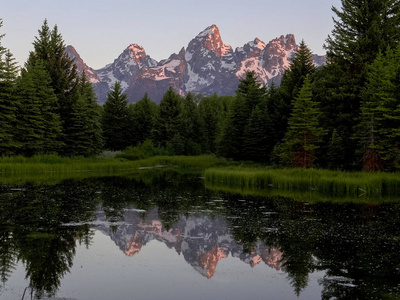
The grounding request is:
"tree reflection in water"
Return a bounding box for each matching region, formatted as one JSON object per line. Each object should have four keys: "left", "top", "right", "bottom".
{"left": 0, "top": 171, "right": 399, "bottom": 299}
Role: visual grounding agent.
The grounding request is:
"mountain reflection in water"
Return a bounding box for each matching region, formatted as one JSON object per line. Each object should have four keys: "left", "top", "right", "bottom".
{"left": 0, "top": 171, "right": 399, "bottom": 300}
{"left": 96, "top": 207, "right": 284, "bottom": 279}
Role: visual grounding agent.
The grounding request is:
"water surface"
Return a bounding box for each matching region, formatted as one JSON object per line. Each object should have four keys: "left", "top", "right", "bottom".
{"left": 0, "top": 171, "right": 399, "bottom": 299}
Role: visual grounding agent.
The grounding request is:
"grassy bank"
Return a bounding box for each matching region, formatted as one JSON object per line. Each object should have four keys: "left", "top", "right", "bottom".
{"left": 1, "top": 155, "right": 399, "bottom": 201}
{"left": 0, "top": 155, "right": 228, "bottom": 184}
{"left": 204, "top": 166, "right": 400, "bottom": 200}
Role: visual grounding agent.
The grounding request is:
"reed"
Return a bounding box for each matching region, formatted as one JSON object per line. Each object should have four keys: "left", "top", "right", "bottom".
{"left": 204, "top": 166, "right": 400, "bottom": 200}
{"left": 0, "top": 155, "right": 227, "bottom": 184}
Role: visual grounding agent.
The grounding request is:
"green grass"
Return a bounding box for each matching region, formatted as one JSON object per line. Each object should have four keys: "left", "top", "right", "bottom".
{"left": 0, "top": 154, "right": 228, "bottom": 184}
{"left": 204, "top": 166, "right": 400, "bottom": 201}
{"left": 1, "top": 155, "right": 399, "bottom": 202}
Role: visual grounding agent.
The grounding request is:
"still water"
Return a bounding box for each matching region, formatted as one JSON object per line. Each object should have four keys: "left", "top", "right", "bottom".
{"left": 0, "top": 171, "right": 399, "bottom": 299}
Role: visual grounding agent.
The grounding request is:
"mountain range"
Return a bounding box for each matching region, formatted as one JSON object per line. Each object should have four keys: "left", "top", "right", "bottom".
{"left": 95, "top": 206, "right": 285, "bottom": 279}
{"left": 66, "top": 24, "right": 326, "bottom": 104}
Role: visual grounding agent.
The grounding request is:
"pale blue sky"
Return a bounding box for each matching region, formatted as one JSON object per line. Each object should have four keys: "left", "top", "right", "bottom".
{"left": 2, "top": 0, "right": 342, "bottom": 69}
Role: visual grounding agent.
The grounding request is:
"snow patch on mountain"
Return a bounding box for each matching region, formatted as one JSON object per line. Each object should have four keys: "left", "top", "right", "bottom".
{"left": 69, "top": 25, "right": 326, "bottom": 104}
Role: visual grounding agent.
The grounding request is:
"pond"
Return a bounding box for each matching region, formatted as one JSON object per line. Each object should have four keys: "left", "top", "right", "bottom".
{"left": 0, "top": 170, "right": 399, "bottom": 299}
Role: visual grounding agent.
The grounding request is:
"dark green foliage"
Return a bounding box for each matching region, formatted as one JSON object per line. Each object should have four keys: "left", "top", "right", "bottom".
{"left": 167, "top": 133, "right": 186, "bottom": 155}
{"left": 130, "top": 93, "right": 157, "bottom": 146}
{"left": 275, "top": 76, "right": 325, "bottom": 168}
{"left": 63, "top": 73, "right": 103, "bottom": 156}
{"left": 101, "top": 82, "right": 131, "bottom": 151}
{"left": 237, "top": 71, "right": 266, "bottom": 113}
{"left": 0, "top": 49, "right": 19, "bottom": 155}
{"left": 278, "top": 40, "right": 316, "bottom": 139}
{"left": 218, "top": 71, "right": 273, "bottom": 161}
{"left": 358, "top": 47, "right": 400, "bottom": 171}
{"left": 217, "top": 95, "right": 248, "bottom": 160}
{"left": 243, "top": 102, "right": 275, "bottom": 162}
{"left": 198, "top": 94, "right": 232, "bottom": 153}
{"left": 116, "top": 139, "right": 167, "bottom": 161}
{"left": 280, "top": 40, "right": 316, "bottom": 99}
{"left": 178, "top": 93, "right": 203, "bottom": 155}
{"left": 325, "top": 0, "right": 400, "bottom": 74}
{"left": 326, "top": 129, "right": 346, "bottom": 170}
{"left": 28, "top": 20, "right": 80, "bottom": 155}
{"left": 15, "top": 60, "right": 63, "bottom": 156}
{"left": 153, "top": 87, "right": 183, "bottom": 147}
{"left": 319, "top": 0, "right": 400, "bottom": 170}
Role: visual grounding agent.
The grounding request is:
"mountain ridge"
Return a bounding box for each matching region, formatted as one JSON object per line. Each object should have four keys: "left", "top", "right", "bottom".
{"left": 66, "top": 24, "right": 326, "bottom": 104}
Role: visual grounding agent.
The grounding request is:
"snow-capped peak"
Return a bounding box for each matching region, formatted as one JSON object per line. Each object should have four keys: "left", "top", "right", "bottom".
{"left": 196, "top": 24, "right": 219, "bottom": 39}
{"left": 188, "top": 24, "right": 227, "bottom": 58}
{"left": 127, "top": 44, "right": 145, "bottom": 55}
{"left": 251, "top": 38, "right": 266, "bottom": 50}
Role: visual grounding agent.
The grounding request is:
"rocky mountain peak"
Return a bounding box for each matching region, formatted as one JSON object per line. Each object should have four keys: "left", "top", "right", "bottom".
{"left": 119, "top": 43, "right": 153, "bottom": 67}
{"left": 72, "top": 25, "right": 326, "bottom": 104}
{"left": 188, "top": 24, "right": 226, "bottom": 59}
{"left": 65, "top": 45, "right": 99, "bottom": 83}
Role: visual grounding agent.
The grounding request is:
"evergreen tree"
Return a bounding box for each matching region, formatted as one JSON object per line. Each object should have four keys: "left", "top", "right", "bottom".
{"left": 237, "top": 71, "right": 266, "bottom": 114}
{"left": 0, "top": 48, "right": 19, "bottom": 155}
{"left": 0, "top": 19, "right": 19, "bottom": 155}
{"left": 179, "top": 93, "right": 202, "bottom": 155}
{"left": 318, "top": 0, "right": 400, "bottom": 169}
{"left": 359, "top": 47, "right": 400, "bottom": 171}
{"left": 130, "top": 93, "right": 157, "bottom": 146}
{"left": 218, "top": 71, "right": 270, "bottom": 160}
{"left": 64, "top": 73, "right": 103, "bottom": 156}
{"left": 325, "top": 0, "right": 400, "bottom": 74}
{"left": 101, "top": 81, "right": 131, "bottom": 151}
{"left": 15, "top": 60, "right": 63, "bottom": 156}
{"left": 275, "top": 76, "right": 325, "bottom": 168}
{"left": 28, "top": 20, "right": 80, "bottom": 154}
{"left": 278, "top": 40, "right": 316, "bottom": 139}
{"left": 198, "top": 94, "right": 232, "bottom": 153}
{"left": 326, "top": 129, "right": 346, "bottom": 170}
{"left": 153, "top": 87, "right": 183, "bottom": 147}
{"left": 313, "top": 62, "right": 361, "bottom": 169}
{"left": 243, "top": 102, "right": 275, "bottom": 162}
{"left": 217, "top": 95, "right": 247, "bottom": 160}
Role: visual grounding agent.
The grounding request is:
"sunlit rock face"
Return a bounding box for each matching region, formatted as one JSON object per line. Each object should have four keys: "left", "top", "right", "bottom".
{"left": 198, "top": 246, "right": 229, "bottom": 278}
{"left": 95, "top": 207, "right": 285, "bottom": 278}
{"left": 65, "top": 45, "right": 100, "bottom": 84}
{"left": 66, "top": 25, "right": 325, "bottom": 104}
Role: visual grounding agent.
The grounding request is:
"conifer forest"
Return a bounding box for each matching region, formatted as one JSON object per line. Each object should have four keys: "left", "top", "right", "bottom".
{"left": 0, "top": 0, "right": 399, "bottom": 172}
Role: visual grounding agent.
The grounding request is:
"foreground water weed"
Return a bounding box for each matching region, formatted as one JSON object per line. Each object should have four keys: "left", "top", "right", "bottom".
{"left": 204, "top": 166, "right": 400, "bottom": 200}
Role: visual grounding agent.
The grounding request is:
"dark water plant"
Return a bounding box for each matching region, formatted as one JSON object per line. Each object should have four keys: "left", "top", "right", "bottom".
{"left": 204, "top": 166, "right": 400, "bottom": 200}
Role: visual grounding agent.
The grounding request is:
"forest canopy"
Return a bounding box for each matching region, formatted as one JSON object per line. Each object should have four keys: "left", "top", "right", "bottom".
{"left": 0, "top": 0, "right": 399, "bottom": 172}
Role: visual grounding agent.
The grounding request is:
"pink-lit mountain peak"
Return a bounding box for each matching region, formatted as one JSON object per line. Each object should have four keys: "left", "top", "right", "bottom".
{"left": 123, "top": 43, "right": 147, "bottom": 63}
{"left": 192, "top": 24, "right": 228, "bottom": 58}
{"left": 196, "top": 24, "right": 220, "bottom": 39}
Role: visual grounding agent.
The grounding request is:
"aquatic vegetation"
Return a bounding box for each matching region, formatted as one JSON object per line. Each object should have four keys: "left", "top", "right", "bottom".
{"left": 0, "top": 155, "right": 227, "bottom": 184}
{"left": 204, "top": 166, "right": 400, "bottom": 200}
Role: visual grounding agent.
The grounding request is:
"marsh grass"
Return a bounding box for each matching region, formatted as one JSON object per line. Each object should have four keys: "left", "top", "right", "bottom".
{"left": 0, "top": 155, "right": 227, "bottom": 185}
{"left": 204, "top": 166, "right": 400, "bottom": 200}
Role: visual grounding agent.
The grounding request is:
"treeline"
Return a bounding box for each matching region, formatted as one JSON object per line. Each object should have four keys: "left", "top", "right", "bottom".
{"left": 1, "top": 0, "right": 400, "bottom": 171}
{"left": 0, "top": 19, "right": 102, "bottom": 157}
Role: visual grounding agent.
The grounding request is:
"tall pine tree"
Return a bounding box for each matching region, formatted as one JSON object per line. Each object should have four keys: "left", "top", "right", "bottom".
{"left": 28, "top": 20, "right": 80, "bottom": 155}
{"left": 0, "top": 21, "right": 19, "bottom": 155}
{"left": 278, "top": 40, "right": 316, "bottom": 140}
{"left": 152, "top": 87, "right": 183, "bottom": 148}
{"left": 275, "top": 75, "right": 325, "bottom": 168}
{"left": 64, "top": 72, "right": 103, "bottom": 156}
{"left": 101, "top": 81, "right": 131, "bottom": 151}
{"left": 359, "top": 47, "right": 400, "bottom": 171}
{"left": 218, "top": 71, "right": 270, "bottom": 161}
{"left": 15, "top": 60, "right": 63, "bottom": 156}
{"left": 130, "top": 93, "right": 157, "bottom": 146}
{"left": 325, "top": 0, "right": 400, "bottom": 74}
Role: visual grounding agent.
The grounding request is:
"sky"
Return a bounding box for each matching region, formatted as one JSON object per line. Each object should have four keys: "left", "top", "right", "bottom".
{"left": 1, "top": 0, "right": 342, "bottom": 70}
